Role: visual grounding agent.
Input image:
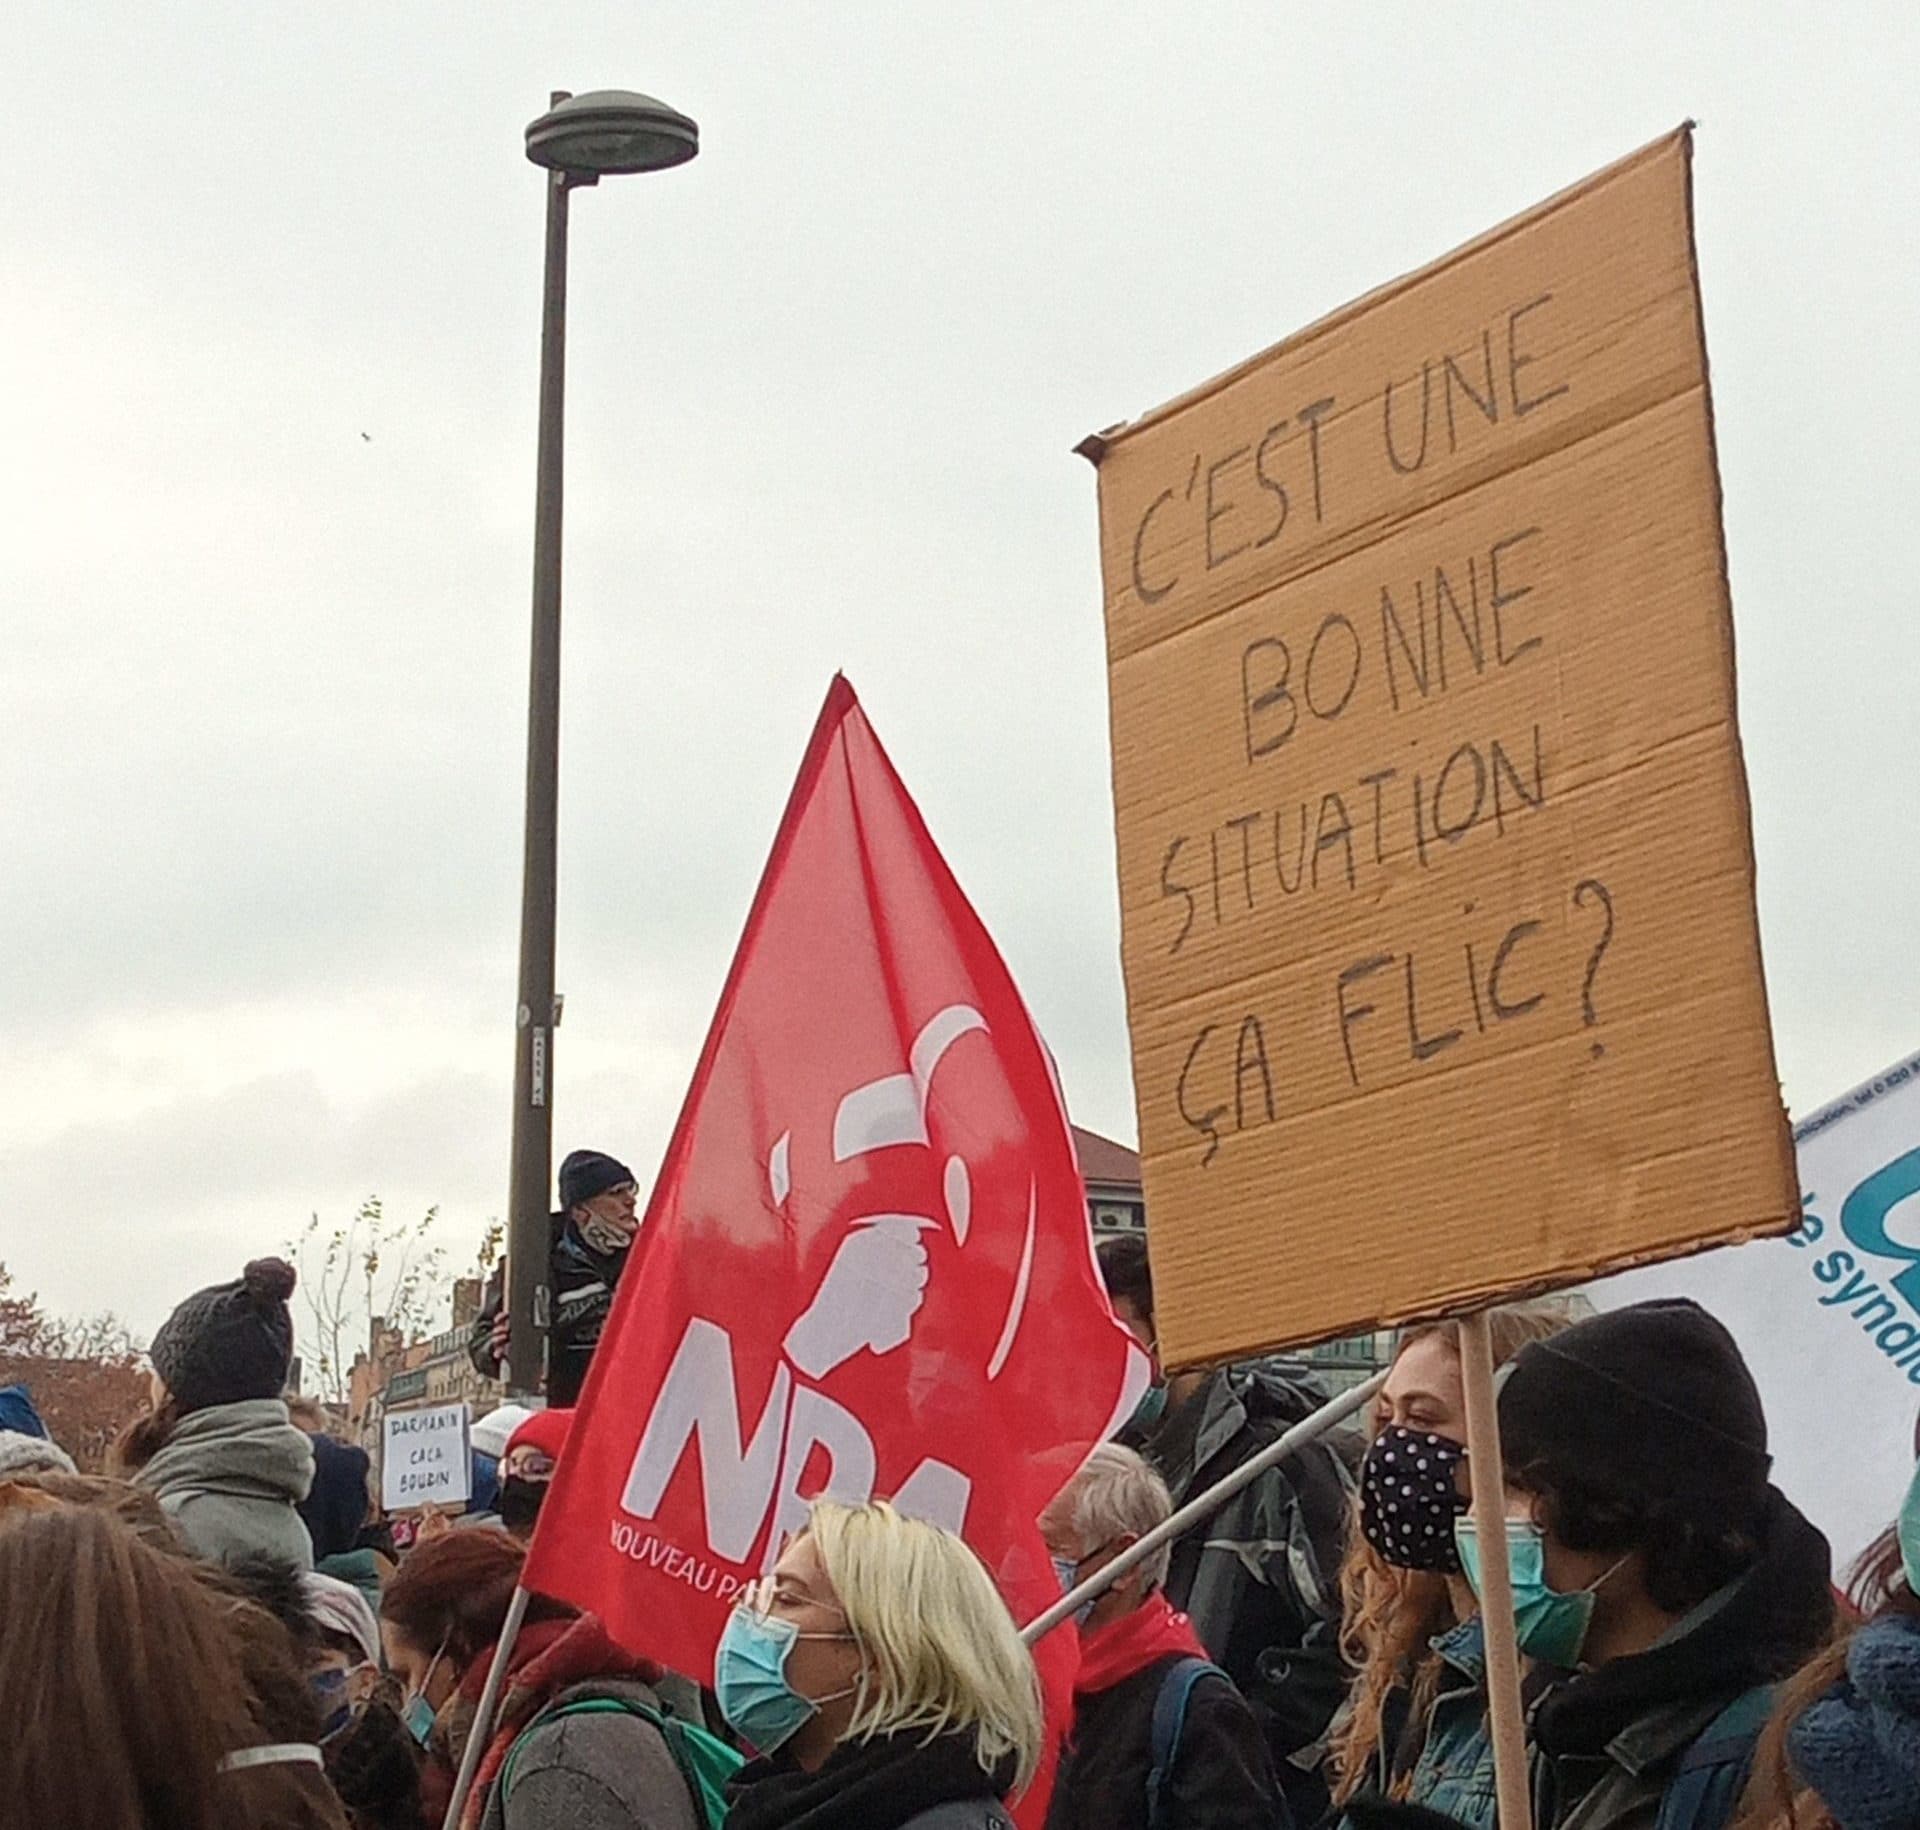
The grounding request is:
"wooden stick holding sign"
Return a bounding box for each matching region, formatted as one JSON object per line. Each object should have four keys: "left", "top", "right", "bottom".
{"left": 1461, "top": 1310, "right": 1534, "bottom": 1830}
{"left": 1022, "top": 1369, "right": 1385, "bottom": 1645}
{"left": 440, "top": 1585, "right": 530, "bottom": 1830}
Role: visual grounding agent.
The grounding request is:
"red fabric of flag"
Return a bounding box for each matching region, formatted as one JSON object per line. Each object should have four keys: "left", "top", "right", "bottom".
{"left": 525, "top": 677, "right": 1145, "bottom": 1816}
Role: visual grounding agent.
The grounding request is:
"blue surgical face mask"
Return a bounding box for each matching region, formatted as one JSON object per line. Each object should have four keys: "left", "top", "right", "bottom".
{"left": 402, "top": 1689, "right": 437, "bottom": 1746}
{"left": 1899, "top": 1460, "right": 1920, "bottom": 1596}
{"left": 402, "top": 1642, "right": 448, "bottom": 1748}
{"left": 1051, "top": 1540, "right": 1115, "bottom": 1627}
{"left": 1455, "top": 1516, "right": 1621, "bottom": 1668}
{"left": 715, "top": 1600, "right": 857, "bottom": 1755}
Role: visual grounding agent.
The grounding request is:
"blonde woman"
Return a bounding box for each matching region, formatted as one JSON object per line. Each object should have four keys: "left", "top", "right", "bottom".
{"left": 1329, "top": 1307, "right": 1566, "bottom": 1824}
{"left": 717, "top": 1500, "right": 1044, "bottom": 1830}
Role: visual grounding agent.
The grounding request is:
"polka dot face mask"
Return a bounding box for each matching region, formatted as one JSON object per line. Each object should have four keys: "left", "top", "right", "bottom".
{"left": 1360, "top": 1425, "right": 1468, "bottom": 1572}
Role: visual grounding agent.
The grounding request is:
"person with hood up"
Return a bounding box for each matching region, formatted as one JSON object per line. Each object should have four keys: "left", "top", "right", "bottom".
{"left": 497, "top": 1406, "right": 572, "bottom": 1541}
{"left": 291, "top": 1395, "right": 377, "bottom": 1565}
{"left": 1041, "top": 1443, "right": 1281, "bottom": 1830}
{"left": 1098, "top": 1233, "right": 1358, "bottom": 1825}
{"left": 0, "top": 1426, "right": 77, "bottom": 1480}
{"left": 116, "top": 1256, "right": 315, "bottom": 1570}
{"left": 1476, "top": 1299, "right": 1835, "bottom": 1830}
{"left": 469, "top": 1150, "right": 640, "bottom": 1405}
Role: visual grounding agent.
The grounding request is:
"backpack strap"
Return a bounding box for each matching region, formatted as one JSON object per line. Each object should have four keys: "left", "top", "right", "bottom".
{"left": 1653, "top": 1685, "right": 1777, "bottom": 1830}
{"left": 1147, "top": 1657, "right": 1228, "bottom": 1830}
{"left": 498, "top": 1693, "right": 740, "bottom": 1828}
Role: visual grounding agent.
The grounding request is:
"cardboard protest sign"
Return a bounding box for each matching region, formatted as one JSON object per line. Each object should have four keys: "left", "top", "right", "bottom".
{"left": 1594, "top": 1051, "right": 1920, "bottom": 1576}
{"left": 381, "top": 1400, "right": 472, "bottom": 1512}
{"left": 1083, "top": 128, "right": 1796, "bottom": 1369}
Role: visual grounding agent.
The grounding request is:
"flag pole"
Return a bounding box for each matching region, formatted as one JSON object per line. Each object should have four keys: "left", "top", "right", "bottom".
{"left": 441, "top": 1584, "right": 532, "bottom": 1830}
{"left": 1021, "top": 1369, "right": 1384, "bottom": 1645}
{"left": 1461, "top": 1310, "right": 1535, "bottom": 1830}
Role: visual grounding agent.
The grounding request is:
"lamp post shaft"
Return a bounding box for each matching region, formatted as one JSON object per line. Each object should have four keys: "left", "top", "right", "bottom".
{"left": 504, "top": 144, "right": 573, "bottom": 1399}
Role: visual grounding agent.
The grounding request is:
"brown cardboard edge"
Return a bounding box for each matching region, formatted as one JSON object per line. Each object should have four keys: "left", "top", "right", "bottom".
{"left": 1677, "top": 128, "right": 1802, "bottom": 1231}
{"left": 1075, "top": 429, "right": 1117, "bottom": 467}
{"left": 1156, "top": 1197, "right": 1804, "bottom": 1374}
{"left": 1076, "top": 123, "right": 1696, "bottom": 466}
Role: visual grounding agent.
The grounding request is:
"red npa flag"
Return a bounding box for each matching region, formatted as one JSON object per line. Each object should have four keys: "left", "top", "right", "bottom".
{"left": 526, "top": 678, "right": 1146, "bottom": 1797}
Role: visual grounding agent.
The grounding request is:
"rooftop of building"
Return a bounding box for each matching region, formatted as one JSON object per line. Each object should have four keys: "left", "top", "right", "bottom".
{"left": 1072, "top": 1124, "right": 1141, "bottom": 1190}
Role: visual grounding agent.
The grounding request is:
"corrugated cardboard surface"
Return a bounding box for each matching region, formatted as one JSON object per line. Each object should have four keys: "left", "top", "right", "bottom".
{"left": 1087, "top": 129, "right": 1797, "bottom": 1371}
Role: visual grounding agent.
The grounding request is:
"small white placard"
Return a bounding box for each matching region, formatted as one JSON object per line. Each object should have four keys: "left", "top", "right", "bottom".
{"left": 381, "top": 1400, "right": 472, "bottom": 1513}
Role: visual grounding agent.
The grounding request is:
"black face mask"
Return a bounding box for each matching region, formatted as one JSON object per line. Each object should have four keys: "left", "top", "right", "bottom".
{"left": 1359, "top": 1425, "right": 1468, "bottom": 1572}
{"left": 497, "top": 1476, "right": 550, "bottom": 1535}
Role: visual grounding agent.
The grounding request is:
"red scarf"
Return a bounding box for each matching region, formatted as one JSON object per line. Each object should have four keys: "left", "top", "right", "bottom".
{"left": 1072, "top": 1592, "right": 1208, "bottom": 1697}
{"left": 456, "top": 1613, "right": 664, "bottom": 1829}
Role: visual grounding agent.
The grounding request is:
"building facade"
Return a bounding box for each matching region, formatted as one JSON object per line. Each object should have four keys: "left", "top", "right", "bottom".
{"left": 1075, "top": 1125, "right": 1148, "bottom": 1236}
{"left": 347, "top": 1275, "right": 505, "bottom": 1463}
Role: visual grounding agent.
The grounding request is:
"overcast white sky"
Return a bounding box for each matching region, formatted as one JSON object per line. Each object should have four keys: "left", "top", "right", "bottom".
{"left": 4, "top": 4, "right": 1916, "bottom": 1344}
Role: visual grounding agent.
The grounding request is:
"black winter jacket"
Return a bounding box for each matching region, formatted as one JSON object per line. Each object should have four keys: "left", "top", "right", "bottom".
{"left": 726, "top": 1730, "right": 1013, "bottom": 1830}
{"left": 1526, "top": 1487, "right": 1834, "bottom": 1830}
{"left": 1129, "top": 1363, "right": 1359, "bottom": 1826}
{"left": 1045, "top": 1652, "right": 1286, "bottom": 1830}
{"left": 468, "top": 1216, "right": 631, "bottom": 1405}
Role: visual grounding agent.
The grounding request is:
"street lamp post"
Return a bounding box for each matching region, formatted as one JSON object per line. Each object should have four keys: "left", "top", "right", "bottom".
{"left": 503, "top": 89, "right": 698, "bottom": 1399}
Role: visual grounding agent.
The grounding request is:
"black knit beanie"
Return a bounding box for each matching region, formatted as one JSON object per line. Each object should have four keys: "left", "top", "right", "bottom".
{"left": 558, "top": 1149, "right": 633, "bottom": 1213}
{"left": 150, "top": 1258, "right": 298, "bottom": 1415}
{"left": 1498, "top": 1298, "right": 1772, "bottom": 1528}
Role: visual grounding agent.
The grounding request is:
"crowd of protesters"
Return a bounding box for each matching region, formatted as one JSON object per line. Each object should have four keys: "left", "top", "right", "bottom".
{"left": 2, "top": 1152, "right": 1918, "bottom": 1830}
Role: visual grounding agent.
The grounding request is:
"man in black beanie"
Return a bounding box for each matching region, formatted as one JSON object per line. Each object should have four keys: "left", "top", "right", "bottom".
{"left": 468, "top": 1147, "right": 638, "bottom": 1404}
{"left": 1460, "top": 1299, "right": 1834, "bottom": 1830}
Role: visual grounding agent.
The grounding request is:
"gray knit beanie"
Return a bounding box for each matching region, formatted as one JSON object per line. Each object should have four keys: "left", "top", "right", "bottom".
{"left": 0, "top": 1431, "right": 77, "bottom": 1479}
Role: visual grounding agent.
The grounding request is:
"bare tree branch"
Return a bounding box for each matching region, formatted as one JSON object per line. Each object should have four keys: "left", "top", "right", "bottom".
{"left": 287, "top": 1200, "right": 488, "bottom": 1403}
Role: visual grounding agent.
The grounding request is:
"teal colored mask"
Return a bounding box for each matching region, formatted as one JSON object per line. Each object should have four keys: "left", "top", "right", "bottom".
{"left": 402, "top": 1639, "right": 448, "bottom": 1748}
{"left": 715, "top": 1604, "right": 857, "bottom": 1755}
{"left": 1129, "top": 1382, "right": 1169, "bottom": 1431}
{"left": 716, "top": 1608, "right": 817, "bottom": 1754}
{"left": 402, "top": 1688, "right": 438, "bottom": 1747}
{"left": 1899, "top": 1459, "right": 1920, "bottom": 1596}
{"left": 1455, "top": 1516, "right": 1604, "bottom": 1668}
